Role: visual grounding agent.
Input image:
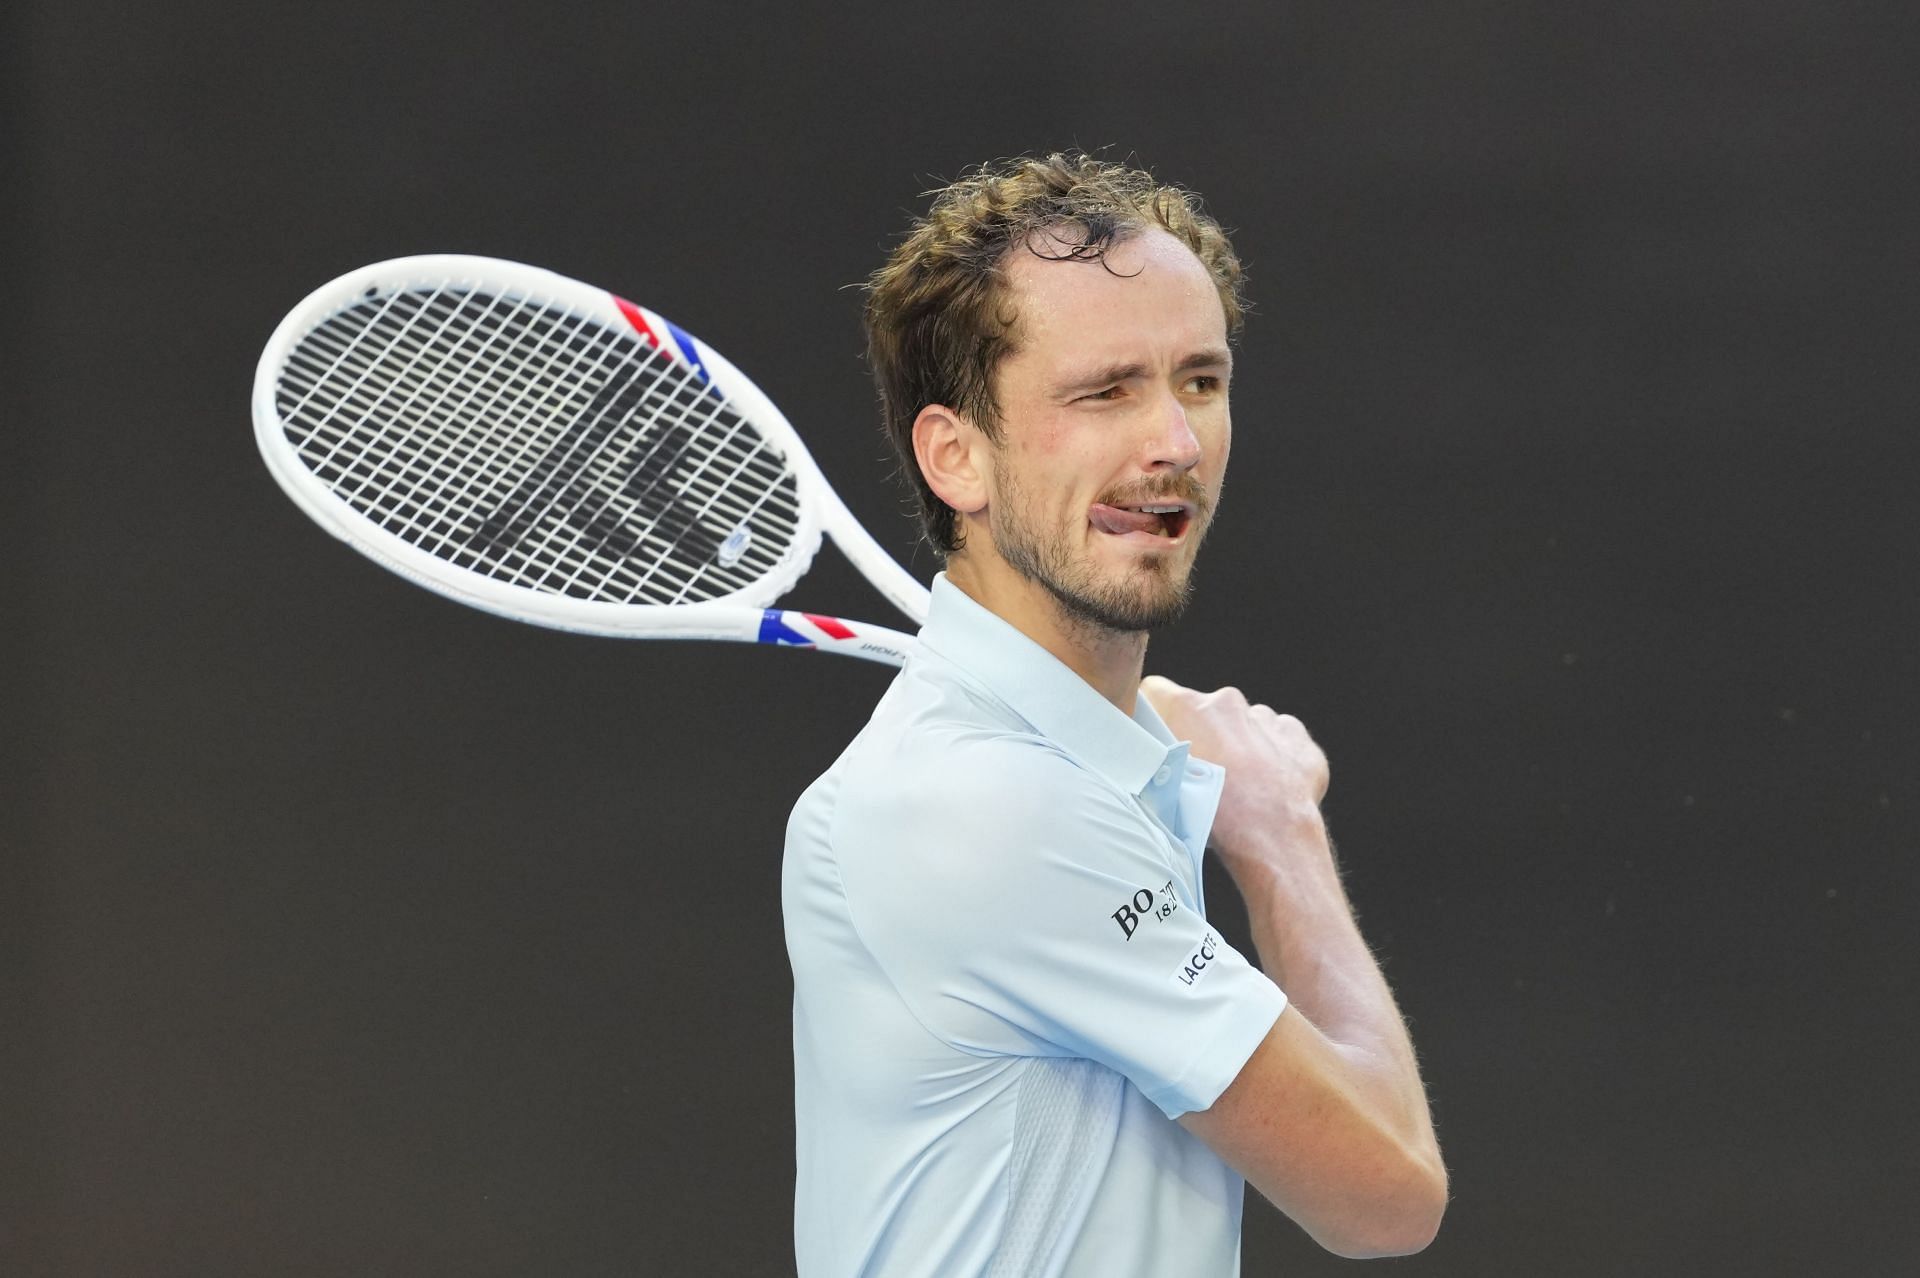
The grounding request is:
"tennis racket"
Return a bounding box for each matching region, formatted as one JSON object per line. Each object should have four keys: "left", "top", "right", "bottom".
{"left": 252, "top": 255, "right": 929, "bottom": 665}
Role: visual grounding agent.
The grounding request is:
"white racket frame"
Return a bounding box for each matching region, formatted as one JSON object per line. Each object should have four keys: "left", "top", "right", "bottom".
{"left": 253, "top": 255, "right": 929, "bottom": 663}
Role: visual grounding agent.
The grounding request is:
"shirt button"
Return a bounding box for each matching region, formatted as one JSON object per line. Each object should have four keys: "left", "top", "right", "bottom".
{"left": 1154, "top": 765, "right": 1173, "bottom": 786}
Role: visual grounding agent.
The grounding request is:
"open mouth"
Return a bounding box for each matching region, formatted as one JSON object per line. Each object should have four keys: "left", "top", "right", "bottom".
{"left": 1088, "top": 502, "right": 1194, "bottom": 540}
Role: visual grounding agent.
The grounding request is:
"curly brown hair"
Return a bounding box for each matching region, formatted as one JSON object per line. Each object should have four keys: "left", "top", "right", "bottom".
{"left": 863, "top": 152, "right": 1247, "bottom": 555}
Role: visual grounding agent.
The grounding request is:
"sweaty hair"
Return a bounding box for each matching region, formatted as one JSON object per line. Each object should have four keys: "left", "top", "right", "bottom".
{"left": 863, "top": 152, "right": 1247, "bottom": 555}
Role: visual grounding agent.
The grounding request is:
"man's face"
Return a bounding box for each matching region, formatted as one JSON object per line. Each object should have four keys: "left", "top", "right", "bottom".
{"left": 979, "top": 226, "right": 1232, "bottom": 633}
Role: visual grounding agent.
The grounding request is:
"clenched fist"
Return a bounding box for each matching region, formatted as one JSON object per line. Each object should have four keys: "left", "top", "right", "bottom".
{"left": 1139, "top": 674, "right": 1334, "bottom": 885}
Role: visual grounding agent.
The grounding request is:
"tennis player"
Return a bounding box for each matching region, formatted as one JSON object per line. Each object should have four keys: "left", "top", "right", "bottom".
{"left": 783, "top": 153, "right": 1446, "bottom": 1276}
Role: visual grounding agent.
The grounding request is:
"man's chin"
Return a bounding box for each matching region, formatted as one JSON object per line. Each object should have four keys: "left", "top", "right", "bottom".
{"left": 1044, "top": 568, "right": 1193, "bottom": 634}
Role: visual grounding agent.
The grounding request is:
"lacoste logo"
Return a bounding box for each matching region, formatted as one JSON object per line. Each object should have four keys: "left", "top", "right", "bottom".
{"left": 1174, "top": 932, "right": 1221, "bottom": 988}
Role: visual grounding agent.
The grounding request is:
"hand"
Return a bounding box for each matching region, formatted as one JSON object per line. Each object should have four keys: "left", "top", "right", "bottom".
{"left": 1138, "top": 675, "right": 1331, "bottom": 876}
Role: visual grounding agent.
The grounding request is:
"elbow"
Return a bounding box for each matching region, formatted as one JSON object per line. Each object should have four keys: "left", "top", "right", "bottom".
{"left": 1328, "top": 1189, "right": 1443, "bottom": 1258}
{"left": 1313, "top": 1147, "right": 1449, "bottom": 1260}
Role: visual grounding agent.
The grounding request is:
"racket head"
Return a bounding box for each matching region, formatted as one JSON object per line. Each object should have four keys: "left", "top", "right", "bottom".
{"left": 252, "top": 255, "right": 842, "bottom": 639}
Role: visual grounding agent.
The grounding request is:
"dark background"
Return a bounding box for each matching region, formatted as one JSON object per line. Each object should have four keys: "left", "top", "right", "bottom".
{"left": 11, "top": 2, "right": 1917, "bottom": 1274}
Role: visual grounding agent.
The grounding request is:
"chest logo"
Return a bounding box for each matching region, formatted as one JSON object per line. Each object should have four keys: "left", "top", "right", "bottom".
{"left": 1110, "top": 879, "right": 1179, "bottom": 940}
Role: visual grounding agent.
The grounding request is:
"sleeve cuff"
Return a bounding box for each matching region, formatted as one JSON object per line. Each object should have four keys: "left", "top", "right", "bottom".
{"left": 1145, "top": 979, "right": 1289, "bottom": 1120}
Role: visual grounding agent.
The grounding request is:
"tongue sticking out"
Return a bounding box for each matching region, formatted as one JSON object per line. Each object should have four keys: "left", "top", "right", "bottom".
{"left": 1089, "top": 504, "right": 1166, "bottom": 536}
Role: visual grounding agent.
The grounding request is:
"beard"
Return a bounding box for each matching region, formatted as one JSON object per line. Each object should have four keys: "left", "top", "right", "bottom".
{"left": 990, "top": 468, "right": 1213, "bottom": 635}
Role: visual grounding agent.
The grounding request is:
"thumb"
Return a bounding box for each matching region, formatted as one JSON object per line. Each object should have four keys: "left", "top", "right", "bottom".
{"left": 1138, "top": 673, "right": 1190, "bottom": 714}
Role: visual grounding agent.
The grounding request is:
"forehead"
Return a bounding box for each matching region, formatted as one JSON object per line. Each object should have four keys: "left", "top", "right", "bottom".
{"left": 998, "top": 226, "right": 1227, "bottom": 360}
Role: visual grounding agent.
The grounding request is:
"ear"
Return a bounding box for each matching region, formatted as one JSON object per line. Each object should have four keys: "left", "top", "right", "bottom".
{"left": 911, "top": 403, "right": 989, "bottom": 517}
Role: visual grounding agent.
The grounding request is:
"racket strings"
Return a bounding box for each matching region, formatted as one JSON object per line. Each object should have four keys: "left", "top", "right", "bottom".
{"left": 293, "top": 288, "right": 603, "bottom": 546}
{"left": 276, "top": 283, "right": 806, "bottom": 606}
{"left": 311, "top": 295, "right": 792, "bottom": 593}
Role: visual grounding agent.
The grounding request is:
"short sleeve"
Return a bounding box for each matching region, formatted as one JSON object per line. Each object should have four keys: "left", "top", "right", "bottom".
{"left": 834, "top": 729, "right": 1287, "bottom": 1119}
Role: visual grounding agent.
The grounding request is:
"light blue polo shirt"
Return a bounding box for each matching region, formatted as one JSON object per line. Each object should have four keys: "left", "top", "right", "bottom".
{"left": 783, "top": 574, "right": 1288, "bottom": 1277}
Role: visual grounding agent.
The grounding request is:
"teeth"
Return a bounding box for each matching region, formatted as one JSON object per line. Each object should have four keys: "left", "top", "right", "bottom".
{"left": 1132, "top": 505, "right": 1183, "bottom": 514}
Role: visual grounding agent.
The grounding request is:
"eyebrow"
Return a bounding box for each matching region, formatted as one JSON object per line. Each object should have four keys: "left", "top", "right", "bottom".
{"left": 1053, "top": 348, "right": 1234, "bottom": 396}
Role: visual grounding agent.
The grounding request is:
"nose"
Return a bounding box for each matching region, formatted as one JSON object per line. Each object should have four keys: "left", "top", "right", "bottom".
{"left": 1145, "top": 389, "right": 1203, "bottom": 471}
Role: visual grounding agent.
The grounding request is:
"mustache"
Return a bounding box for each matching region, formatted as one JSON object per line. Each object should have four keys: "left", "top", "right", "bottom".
{"left": 1095, "top": 476, "right": 1213, "bottom": 517}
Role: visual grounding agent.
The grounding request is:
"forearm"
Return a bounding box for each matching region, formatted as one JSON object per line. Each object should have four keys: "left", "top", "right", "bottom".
{"left": 1223, "top": 809, "right": 1437, "bottom": 1149}
{"left": 1143, "top": 681, "right": 1445, "bottom": 1251}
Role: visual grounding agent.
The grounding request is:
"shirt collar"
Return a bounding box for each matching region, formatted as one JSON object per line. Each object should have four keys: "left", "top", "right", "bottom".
{"left": 915, "top": 573, "right": 1181, "bottom": 797}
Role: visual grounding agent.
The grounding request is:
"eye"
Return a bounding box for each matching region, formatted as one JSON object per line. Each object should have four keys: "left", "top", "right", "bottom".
{"left": 1077, "top": 384, "right": 1126, "bottom": 402}
{"left": 1184, "top": 374, "right": 1225, "bottom": 395}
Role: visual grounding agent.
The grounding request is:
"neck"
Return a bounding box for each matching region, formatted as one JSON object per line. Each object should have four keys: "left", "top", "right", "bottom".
{"left": 943, "top": 556, "right": 1149, "bottom": 715}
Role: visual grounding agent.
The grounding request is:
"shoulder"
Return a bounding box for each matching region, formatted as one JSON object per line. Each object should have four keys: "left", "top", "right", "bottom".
{"left": 820, "top": 680, "right": 1151, "bottom": 912}
{"left": 846, "top": 657, "right": 1100, "bottom": 801}
{"left": 841, "top": 696, "right": 1105, "bottom": 853}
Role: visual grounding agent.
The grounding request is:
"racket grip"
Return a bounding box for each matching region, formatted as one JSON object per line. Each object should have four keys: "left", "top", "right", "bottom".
{"left": 756, "top": 610, "right": 916, "bottom": 666}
